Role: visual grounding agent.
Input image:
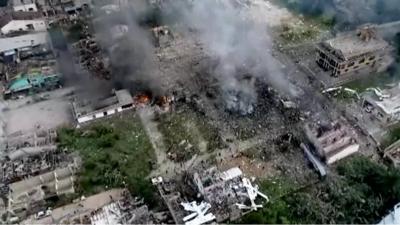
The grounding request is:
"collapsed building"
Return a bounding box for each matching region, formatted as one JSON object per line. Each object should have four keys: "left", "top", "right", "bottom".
{"left": 22, "top": 188, "right": 159, "bottom": 224}
{"left": 6, "top": 162, "right": 79, "bottom": 221}
{"left": 316, "top": 25, "right": 393, "bottom": 77}
{"left": 304, "top": 121, "right": 360, "bottom": 164}
{"left": 0, "top": 129, "right": 80, "bottom": 222}
{"left": 72, "top": 36, "right": 111, "bottom": 80}
{"left": 362, "top": 84, "right": 400, "bottom": 124}
{"left": 0, "top": 129, "right": 74, "bottom": 185}
{"left": 156, "top": 167, "right": 268, "bottom": 225}
{"left": 71, "top": 89, "right": 134, "bottom": 124}
{"left": 152, "top": 25, "right": 174, "bottom": 48}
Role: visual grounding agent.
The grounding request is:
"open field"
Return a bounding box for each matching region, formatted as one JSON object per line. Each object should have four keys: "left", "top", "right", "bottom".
{"left": 58, "top": 113, "right": 157, "bottom": 203}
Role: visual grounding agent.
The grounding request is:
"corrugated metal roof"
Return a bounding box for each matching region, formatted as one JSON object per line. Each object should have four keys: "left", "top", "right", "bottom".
{"left": 7, "top": 77, "right": 31, "bottom": 92}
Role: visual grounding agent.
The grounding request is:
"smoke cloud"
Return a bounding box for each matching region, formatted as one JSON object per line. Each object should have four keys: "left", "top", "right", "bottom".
{"left": 164, "top": 0, "right": 295, "bottom": 115}
{"left": 93, "top": 0, "right": 163, "bottom": 96}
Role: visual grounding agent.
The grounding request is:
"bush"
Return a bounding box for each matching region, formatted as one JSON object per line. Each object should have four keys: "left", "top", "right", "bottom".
{"left": 241, "top": 156, "right": 400, "bottom": 224}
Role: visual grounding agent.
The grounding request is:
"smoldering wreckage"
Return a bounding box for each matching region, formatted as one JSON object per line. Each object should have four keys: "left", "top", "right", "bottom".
{"left": 1, "top": 0, "right": 400, "bottom": 224}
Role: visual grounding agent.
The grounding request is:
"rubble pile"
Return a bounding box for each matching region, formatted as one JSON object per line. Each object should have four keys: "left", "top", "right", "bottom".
{"left": 72, "top": 37, "right": 111, "bottom": 80}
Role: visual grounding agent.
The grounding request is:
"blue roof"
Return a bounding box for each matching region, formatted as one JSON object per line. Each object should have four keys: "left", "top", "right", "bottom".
{"left": 8, "top": 78, "right": 31, "bottom": 92}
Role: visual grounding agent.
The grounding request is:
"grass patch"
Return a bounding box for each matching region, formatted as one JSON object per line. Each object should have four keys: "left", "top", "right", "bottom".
{"left": 344, "top": 72, "right": 400, "bottom": 93}
{"left": 241, "top": 156, "right": 400, "bottom": 224}
{"left": 382, "top": 125, "right": 400, "bottom": 148}
{"left": 278, "top": 16, "right": 331, "bottom": 45}
{"left": 57, "top": 115, "right": 156, "bottom": 204}
{"left": 157, "top": 107, "right": 225, "bottom": 162}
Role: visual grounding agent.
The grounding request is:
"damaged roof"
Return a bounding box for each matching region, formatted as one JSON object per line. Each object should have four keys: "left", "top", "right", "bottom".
{"left": 322, "top": 28, "right": 390, "bottom": 61}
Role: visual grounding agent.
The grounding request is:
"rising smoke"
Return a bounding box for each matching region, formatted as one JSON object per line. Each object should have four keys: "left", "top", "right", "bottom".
{"left": 164, "top": 0, "right": 295, "bottom": 115}
{"left": 93, "top": 0, "right": 164, "bottom": 96}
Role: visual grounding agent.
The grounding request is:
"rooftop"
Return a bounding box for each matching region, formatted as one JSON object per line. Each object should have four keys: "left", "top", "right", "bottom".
{"left": 305, "top": 121, "right": 359, "bottom": 164}
{"left": 23, "top": 189, "right": 127, "bottom": 224}
{"left": 0, "top": 32, "right": 48, "bottom": 53}
{"left": 0, "top": 11, "right": 42, "bottom": 28}
{"left": 13, "top": 0, "right": 35, "bottom": 6}
{"left": 72, "top": 89, "right": 133, "bottom": 117}
{"left": 322, "top": 26, "right": 390, "bottom": 61}
{"left": 364, "top": 84, "right": 400, "bottom": 116}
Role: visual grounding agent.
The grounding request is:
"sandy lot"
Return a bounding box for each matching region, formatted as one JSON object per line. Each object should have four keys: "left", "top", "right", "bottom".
{"left": 2, "top": 88, "right": 74, "bottom": 135}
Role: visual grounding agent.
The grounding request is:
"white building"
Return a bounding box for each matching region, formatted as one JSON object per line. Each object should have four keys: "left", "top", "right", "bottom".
{"left": 13, "top": 0, "right": 38, "bottom": 12}
{"left": 363, "top": 84, "right": 400, "bottom": 124}
{"left": 0, "top": 12, "right": 46, "bottom": 35}
{"left": 0, "top": 32, "right": 48, "bottom": 54}
{"left": 72, "top": 89, "right": 134, "bottom": 124}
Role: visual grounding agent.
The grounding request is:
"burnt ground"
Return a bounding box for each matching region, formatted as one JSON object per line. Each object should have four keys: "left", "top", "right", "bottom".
{"left": 142, "top": 30, "right": 316, "bottom": 185}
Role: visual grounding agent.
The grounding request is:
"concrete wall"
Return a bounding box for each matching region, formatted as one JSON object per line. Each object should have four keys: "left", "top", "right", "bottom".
{"left": 76, "top": 106, "right": 130, "bottom": 124}
{"left": 1, "top": 20, "right": 47, "bottom": 35}
{"left": 13, "top": 3, "right": 38, "bottom": 12}
{"left": 316, "top": 47, "right": 387, "bottom": 77}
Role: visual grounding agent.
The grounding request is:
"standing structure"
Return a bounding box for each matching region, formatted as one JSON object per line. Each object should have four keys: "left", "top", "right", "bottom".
{"left": 304, "top": 121, "right": 360, "bottom": 164}
{"left": 71, "top": 89, "right": 134, "bottom": 124}
{"left": 362, "top": 84, "right": 400, "bottom": 124}
{"left": 12, "top": 0, "right": 38, "bottom": 12}
{"left": 316, "top": 25, "right": 393, "bottom": 77}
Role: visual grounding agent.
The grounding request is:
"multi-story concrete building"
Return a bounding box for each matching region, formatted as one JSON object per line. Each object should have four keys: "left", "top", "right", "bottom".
{"left": 316, "top": 25, "right": 393, "bottom": 77}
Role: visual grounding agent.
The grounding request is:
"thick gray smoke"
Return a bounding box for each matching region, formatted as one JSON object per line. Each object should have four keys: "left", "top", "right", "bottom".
{"left": 93, "top": 0, "right": 163, "bottom": 95}
{"left": 166, "top": 0, "right": 295, "bottom": 115}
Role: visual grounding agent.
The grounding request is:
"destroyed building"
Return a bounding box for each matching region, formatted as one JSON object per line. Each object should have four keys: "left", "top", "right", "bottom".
{"left": 72, "top": 37, "right": 111, "bottom": 80}
{"left": 7, "top": 162, "right": 79, "bottom": 220}
{"left": 192, "top": 167, "right": 246, "bottom": 222}
{"left": 305, "top": 121, "right": 360, "bottom": 164}
{"left": 0, "top": 129, "right": 76, "bottom": 185}
{"left": 71, "top": 89, "right": 134, "bottom": 124}
{"left": 156, "top": 167, "right": 269, "bottom": 225}
{"left": 152, "top": 26, "right": 174, "bottom": 48}
{"left": 316, "top": 25, "right": 393, "bottom": 77}
{"left": 22, "top": 189, "right": 155, "bottom": 224}
{"left": 362, "top": 84, "right": 400, "bottom": 124}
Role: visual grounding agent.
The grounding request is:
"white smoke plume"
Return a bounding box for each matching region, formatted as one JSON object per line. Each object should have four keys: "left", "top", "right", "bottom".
{"left": 165, "top": 0, "right": 296, "bottom": 114}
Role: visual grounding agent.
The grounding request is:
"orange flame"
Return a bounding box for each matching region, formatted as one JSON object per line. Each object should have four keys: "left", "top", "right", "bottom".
{"left": 134, "top": 94, "right": 151, "bottom": 105}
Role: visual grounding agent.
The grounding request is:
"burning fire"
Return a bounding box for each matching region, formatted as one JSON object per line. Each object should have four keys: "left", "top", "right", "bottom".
{"left": 134, "top": 94, "right": 151, "bottom": 105}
